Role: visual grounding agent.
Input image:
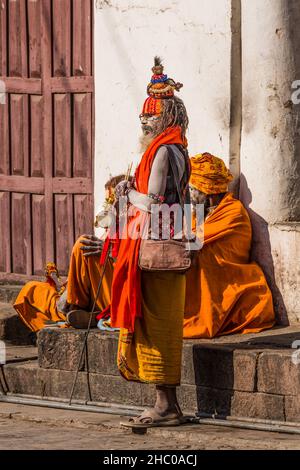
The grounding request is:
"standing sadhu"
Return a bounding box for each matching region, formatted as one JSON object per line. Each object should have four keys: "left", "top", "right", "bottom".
{"left": 184, "top": 153, "right": 276, "bottom": 338}
{"left": 112, "top": 57, "right": 191, "bottom": 428}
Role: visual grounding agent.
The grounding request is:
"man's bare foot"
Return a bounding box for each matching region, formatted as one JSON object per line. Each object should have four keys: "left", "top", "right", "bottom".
{"left": 120, "top": 387, "right": 184, "bottom": 428}
{"left": 153, "top": 385, "right": 183, "bottom": 417}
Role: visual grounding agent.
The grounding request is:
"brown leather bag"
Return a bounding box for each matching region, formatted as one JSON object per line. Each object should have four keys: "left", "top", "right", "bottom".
{"left": 139, "top": 238, "right": 191, "bottom": 272}
{"left": 138, "top": 145, "right": 192, "bottom": 273}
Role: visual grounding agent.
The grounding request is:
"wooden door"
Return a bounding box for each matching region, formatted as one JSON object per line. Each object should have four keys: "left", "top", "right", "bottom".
{"left": 0, "top": 0, "right": 94, "bottom": 281}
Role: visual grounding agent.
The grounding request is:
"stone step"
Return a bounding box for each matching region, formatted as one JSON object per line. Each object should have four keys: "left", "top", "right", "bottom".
{"left": 2, "top": 325, "right": 299, "bottom": 422}
{"left": 37, "top": 327, "right": 300, "bottom": 392}
{"left": 5, "top": 344, "right": 37, "bottom": 363}
{"left": 1, "top": 354, "right": 299, "bottom": 423}
{"left": 0, "top": 285, "right": 22, "bottom": 304}
{"left": 0, "top": 302, "right": 33, "bottom": 345}
{"left": 1, "top": 360, "right": 196, "bottom": 413}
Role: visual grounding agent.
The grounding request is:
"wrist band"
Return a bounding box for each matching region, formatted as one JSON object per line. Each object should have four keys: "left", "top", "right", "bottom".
{"left": 147, "top": 193, "right": 165, "bottom": 203}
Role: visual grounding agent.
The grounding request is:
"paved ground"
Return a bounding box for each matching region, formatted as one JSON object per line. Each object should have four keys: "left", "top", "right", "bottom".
{"left": 0, "top": 402, "right": 300, "bottom": 450}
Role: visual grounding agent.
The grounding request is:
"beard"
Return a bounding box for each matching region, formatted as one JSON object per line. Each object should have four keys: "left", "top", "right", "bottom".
{"left": 190, "top": 187, "right": 207, "bottom": 205}
{"left": 138, "top": 132, "right": 155, "bottom": 153}
{"left": 138, "top": 119, "right": 162, "bottom": 153}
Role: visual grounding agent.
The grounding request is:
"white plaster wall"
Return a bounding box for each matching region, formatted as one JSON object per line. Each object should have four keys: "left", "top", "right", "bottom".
{"left": 93, "top": 0, "right": 232, "bottom": 218}
{"left": 93, "top": 0, "right": 300, "bottom": 324}
{"left": 240, "top": 0, "right": 295, "bottom": 223}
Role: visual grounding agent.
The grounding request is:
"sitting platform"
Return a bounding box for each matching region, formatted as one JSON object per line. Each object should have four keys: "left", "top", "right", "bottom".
{"left": 1, "top": 323, "right": 300, "bottom": 423}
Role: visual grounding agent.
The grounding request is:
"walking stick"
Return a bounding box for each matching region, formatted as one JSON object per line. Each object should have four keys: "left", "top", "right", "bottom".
{"left": 68, "top": 164, "right": 133, "bottom": 406}
{"left": 68, "top": 249, "right": 110, "bottom": 405}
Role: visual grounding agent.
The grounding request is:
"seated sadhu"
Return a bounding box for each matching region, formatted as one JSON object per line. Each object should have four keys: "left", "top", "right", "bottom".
{"left": 13, "top": 175, "right": 125, "bottom": 334}
{"left": 183, "top": 153, "right": 276, "bottom": 338}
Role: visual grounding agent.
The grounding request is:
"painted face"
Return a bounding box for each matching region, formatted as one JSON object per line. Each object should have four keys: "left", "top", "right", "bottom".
{"left": 189, "top": 186, "right": 207, "bottom": 205}
{"left": 139, "top": 113, "right": 162, "bottom": 136}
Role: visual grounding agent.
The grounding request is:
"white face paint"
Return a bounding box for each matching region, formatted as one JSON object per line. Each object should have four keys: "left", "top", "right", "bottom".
{"left": 138, "top": 113, "right": 163, "bottom": 153}
{"left": 189, "top": 186, "right": 207, "bottom": 205}
{"left": 139, "top": 113, "right": 162, "bottom": 137}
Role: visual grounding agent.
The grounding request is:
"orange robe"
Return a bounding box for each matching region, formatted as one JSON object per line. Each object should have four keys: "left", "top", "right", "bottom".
{"left": 66, "top": 236, "right": 113, "bottom": 312}
{"left": 112, "top": 126, "right": 188, "bottom": 385}
{"left": 14, "top": 281, "right": 66, "bottom": 332}
{"left": 111, "top": 126, "right": 186, "bottom": 332}
{"left": 183, "top": 192, "right": 276, "bottom": 338}
{"left": 14, "top": 236, "right": 113, "bottom": 332}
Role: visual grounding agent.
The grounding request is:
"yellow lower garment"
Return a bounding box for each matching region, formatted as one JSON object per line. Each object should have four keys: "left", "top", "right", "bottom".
{"left": 14, "top": 236, "right": 114, "bottom": 332}
{"left": 118, "top": 271, "right": 186, "bottom": 385}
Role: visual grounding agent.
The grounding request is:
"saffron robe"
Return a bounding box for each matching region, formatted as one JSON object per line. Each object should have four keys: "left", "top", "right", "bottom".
{"left": 14, "top": 236, "right": 113, "bottom": 332}
{"left": 183, "top": 192, "right": 276, "bottom": 338}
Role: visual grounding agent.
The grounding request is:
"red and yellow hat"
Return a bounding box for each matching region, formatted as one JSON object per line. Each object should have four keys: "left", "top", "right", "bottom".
{"left": 141, "top": 96, "right": 163, "bottom": 115}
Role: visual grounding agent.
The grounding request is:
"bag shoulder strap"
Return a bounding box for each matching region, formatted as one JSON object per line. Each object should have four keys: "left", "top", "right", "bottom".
{"left": 163, "top": 145, "right": 184, "bottom": 208}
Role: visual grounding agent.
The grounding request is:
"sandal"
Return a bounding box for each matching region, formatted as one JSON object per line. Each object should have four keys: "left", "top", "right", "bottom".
{"left": 120, "top": 408, "right": 186, "bottom": 428}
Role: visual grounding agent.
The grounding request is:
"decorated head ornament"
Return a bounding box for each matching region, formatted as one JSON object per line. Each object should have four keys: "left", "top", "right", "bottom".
{"left": 147, "top": 56, "right": 183, "bottom": 99}
{"left": 189, "top": 153, "right": 233, "bottom": 195}
{"left": 142, "top": 56, "right": 183, "bottom": 115}
{"left": 44, "top": 262, "right": 65, "bottom": 294}
{"left": 45, "top": 262, "right": 59, "bottom": 279}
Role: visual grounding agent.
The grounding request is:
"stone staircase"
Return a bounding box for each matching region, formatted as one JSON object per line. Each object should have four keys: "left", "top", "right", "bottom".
{"left": 1, "top": 284, "right": 300, "bottom": 422}
{"left": 0, "top": 285, "right": 33, "bottom": 345}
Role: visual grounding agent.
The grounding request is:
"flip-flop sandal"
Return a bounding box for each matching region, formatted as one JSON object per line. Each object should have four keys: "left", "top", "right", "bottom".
{"left": 120, "top": 409, "right": 185, "bottom": 428}
{"left": 97, "top": 318, "right": 119, "bottom": 332}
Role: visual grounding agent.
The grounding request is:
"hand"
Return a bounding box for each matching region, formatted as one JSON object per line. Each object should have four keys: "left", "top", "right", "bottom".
{"left": 80, "top": 234, "right": 104, "bottom": 257}
{"left": 115, "top": 180, "right": 132, "bottom": 199}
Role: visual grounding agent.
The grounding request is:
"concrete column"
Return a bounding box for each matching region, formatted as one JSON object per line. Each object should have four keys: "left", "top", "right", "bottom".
{"left": 240, "top": 0, "right": 300, "bottom": 323}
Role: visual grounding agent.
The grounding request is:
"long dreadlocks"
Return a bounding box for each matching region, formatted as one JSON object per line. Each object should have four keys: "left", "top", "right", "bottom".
{"left": 158, "top": 96, "right": 189, "bottom": 139}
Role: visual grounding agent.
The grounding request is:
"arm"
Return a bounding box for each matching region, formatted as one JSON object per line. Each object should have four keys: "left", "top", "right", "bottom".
{"left": 128, "top": 146, "right": 169, "bottom": 212}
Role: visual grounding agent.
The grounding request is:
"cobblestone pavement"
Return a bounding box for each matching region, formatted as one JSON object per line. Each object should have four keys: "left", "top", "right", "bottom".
{"left": 0, "top": 403, "right": 300, "bottom": 450}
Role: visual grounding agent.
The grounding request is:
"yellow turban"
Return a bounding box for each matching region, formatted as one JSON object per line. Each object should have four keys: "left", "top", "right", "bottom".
{"left": 189, "top": 153, "right": 233, "bottom": 194}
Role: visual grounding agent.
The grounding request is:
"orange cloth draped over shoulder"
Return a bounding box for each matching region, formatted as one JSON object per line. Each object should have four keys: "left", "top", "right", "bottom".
{"left": 183, "top": 192, "right": 276, "bottom": 338}
{"left": 110, "top": 126, "right": 185, "bottom": 332}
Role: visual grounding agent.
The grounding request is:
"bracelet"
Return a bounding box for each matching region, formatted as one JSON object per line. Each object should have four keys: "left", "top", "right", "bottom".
{"left": 147, "top": 193, "right": 165, "bottom": 203}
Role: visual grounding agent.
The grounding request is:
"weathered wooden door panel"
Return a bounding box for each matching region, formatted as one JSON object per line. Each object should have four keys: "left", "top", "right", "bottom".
{"left": 0, "top": 192, "right": 11, "bottom": 273}
{"left": 0, "top": 0, "right": 94, "bottom": 281}
{"left": 32, "top": 194, "right": 47, "bottom": 274}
